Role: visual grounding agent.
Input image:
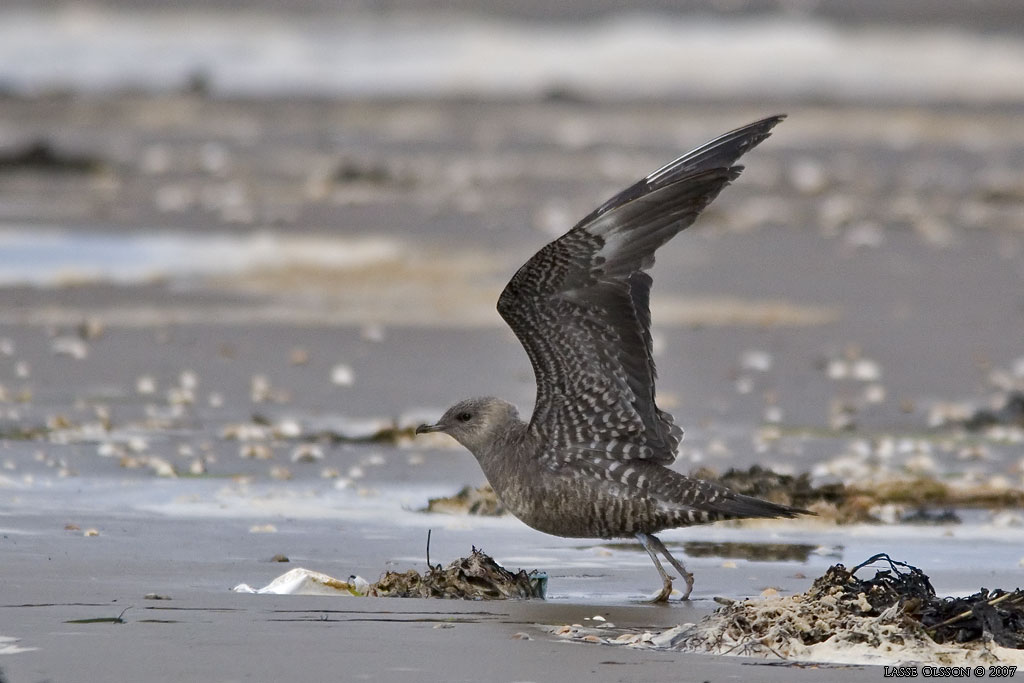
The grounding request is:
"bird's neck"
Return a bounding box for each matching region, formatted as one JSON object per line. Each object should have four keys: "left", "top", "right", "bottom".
{"left": 472, "top": 416, "right": 531, "bottom": 492}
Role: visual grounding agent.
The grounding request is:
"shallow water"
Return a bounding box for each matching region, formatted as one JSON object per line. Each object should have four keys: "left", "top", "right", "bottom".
{"left": 0, "top": 228, "right": 399, "bottom": 286}
{"left": 3, "top": 6, "right": 1024, "bottom": 103}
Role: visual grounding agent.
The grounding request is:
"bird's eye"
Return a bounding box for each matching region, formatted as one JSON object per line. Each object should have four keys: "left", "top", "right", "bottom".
{"left": 455, "top": 411, "right": 472, "bottom": 422}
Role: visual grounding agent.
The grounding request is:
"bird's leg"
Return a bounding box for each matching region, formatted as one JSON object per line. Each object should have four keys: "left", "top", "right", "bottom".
{"left": 635, "top": 532, "right": 674, "bottom": 603}
{"left": 646, "top": 533, "right": 694, "bottom": 600}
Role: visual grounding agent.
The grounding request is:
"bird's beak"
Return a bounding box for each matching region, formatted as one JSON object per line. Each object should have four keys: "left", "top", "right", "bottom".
{"left": 415, "top": 423, "right": 444, "bottom": 435}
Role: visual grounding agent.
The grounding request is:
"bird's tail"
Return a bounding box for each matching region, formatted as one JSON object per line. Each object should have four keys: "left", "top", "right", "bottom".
{"left": 712, "top": 491, "right": 811, "bottom": 520}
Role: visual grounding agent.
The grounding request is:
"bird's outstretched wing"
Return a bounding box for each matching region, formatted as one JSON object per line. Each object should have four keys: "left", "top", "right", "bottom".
{"left": 497, "top": 115, "right": 784, "bottom": 470}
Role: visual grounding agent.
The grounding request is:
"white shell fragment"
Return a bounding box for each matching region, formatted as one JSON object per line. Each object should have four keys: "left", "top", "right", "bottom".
{"left": 50, "top": 337, "right": 89, "bottom": 359}
{"left": 330, "top": 364, "right": 355, "bottom": 386}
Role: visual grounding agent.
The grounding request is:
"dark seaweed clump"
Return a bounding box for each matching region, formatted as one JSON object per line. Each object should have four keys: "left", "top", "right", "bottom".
{"left": 819, "top": 554, "right": 1024, "bottom": 648}
{"left": 963, "top": 391, "right": 1024, "bottom": 430}
{"left": 693, "top": 464, "right": 846, "bottom": 510}
{"left": 370, "top": 547, "right": 546, "bottom": 600}
{"left": 0, "top": 139, "right": 104, "bottom": 173}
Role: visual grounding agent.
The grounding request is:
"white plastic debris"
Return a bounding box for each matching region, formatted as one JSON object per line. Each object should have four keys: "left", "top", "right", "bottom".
{"left": 233, "top": 568, "right": 369, "bottom": 596}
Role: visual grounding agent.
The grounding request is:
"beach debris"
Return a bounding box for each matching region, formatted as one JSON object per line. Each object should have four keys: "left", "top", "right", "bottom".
{"left": 553, "top": 554, "right": 1024, "bottom": 665}
{"left": 820, "top": 347, "right": 883, "bottom": 383}
{"left": 332, "top": 158, "right": 401, "bottom": 186}
{"left": 50, "top": 336, "right": 89, "bottom": 360}
{"left": 423, "top": 484, "right": 506, "bottom": 516}
{"left": 0, "top": 139, "right": 104, "bottom": 174}
{"left": 692, "top": 464, "right": 1023, "bottom": 523}
{"left": 0, "top": 635, "right": 38, "bottom": 655}
{"left": 135, "top": 375, "right": 157, "bottom": 395}
{"left": 289, "top": 444, "right": 323, "bottom": 463}
{"left": 119, "top": 454, "right": 176, "bottom": 478}
{"left": 370, "top": 548, "right": 546, "bottom": 600}
{"left": 250, "top": 375, "right": 291, "bottom": 404}
{"left": 234, "top": 548, "right": 545, "bottom": 600}
{"left": 238, "top": 443, "right": 272, "bottom": 459}
{"left": 288, "top": 346, "right": 310, "bottom": 365}
{"left": 692, "top": 464, "right": 845, "bottom": 511}
{"left": 740, "top": 349, "right": 773, "bottom": 373}
{"left": 269, "top": 465, "right": 292, "bottom": 480}
{"left": 233, "top": 568, "right": 369, "bottom": 596}
{"left": 222, "top": 414, "right": 411, "bottom": 444}
{"left": 962, "top": 392, "right": 1024, "bottom": 431}
{"left": 330, "top": 364, "right": 355, "bottom": 386}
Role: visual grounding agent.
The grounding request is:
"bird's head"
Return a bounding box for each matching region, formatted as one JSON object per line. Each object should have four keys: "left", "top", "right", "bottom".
{"left": 415, "top": 397, "right": 520, "bottom": 453}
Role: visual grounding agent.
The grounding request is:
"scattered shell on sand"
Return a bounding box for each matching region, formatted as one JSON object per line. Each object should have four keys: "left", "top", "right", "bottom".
{"left": 50, "top": 337, "right": 88, "bottom": 359}
{"left": 135, "top": 374, "right": 156, "bottom": 395}
{"left": 238, "top": 443, "right": 272, "bottom": 460}
{"left": 250, "top": 375, "right": 291, "bottom": 404}
{"left": 330, "top": 364, "right": 355, "bottom": 387}
{"left": 740, "top": 349, "right": 773, "bottom": 373}
{"left": 290, "top": 444, "right": 324, "bottom": 463}
{"left": 269, "top": 466, "right": 292, "bottom": 481}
